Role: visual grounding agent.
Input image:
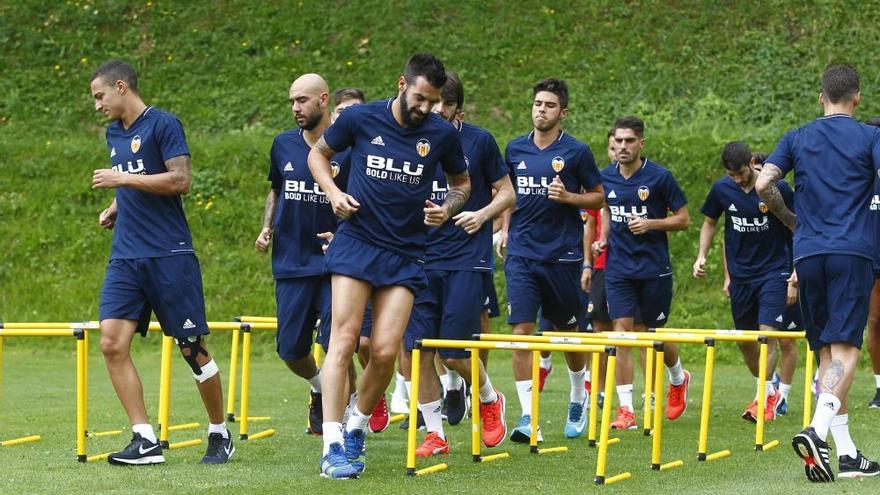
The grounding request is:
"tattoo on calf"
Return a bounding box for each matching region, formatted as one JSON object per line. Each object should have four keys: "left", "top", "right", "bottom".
{"left": 821, "top": 359, "right": 845, "bottom": 394}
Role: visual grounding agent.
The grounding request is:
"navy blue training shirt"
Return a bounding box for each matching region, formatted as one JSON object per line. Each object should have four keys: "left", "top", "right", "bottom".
{"left": 268, "top": 129, "right": 350, "bottom": 279}
{"left": 322, "top": 98, "right": 467, "bottom": 262}
{"left": 105, "top": 107, "right": 194, "bottom": 260}
{"left": 506, "top": 131, "right": 601, "bottom": 263}
{"left": 426, "top": 122, "right": 508, "bottom": 271}
{"left": 602, "top": 159, "right": 688, "bottom": 279}
{"left": 701, "top": 176, "right": 794, "bottom": 281}
{"left": 873, "top": 181, "right": 880, "bottom": 272}
{"left": 767, "top": 114, "right": 880, "bottom": 262}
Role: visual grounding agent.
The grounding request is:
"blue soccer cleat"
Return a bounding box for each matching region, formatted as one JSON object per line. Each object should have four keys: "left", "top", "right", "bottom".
{"left": 564, "top": 398, "right": 588, "bottom": 438}
{"left": 343, "top": 428, "right": 366, "bottom": 473}
{"left": 510, "top": 415, "right": 543, "bottom": 444}
{"left": 320, "top": 443, "right": 359, "bottom": 479}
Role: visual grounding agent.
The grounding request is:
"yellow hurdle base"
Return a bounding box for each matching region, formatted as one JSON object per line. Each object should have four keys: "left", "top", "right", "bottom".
{"left": 595, "top": 472, "right": 632, "bottom": 485}
{"left": 169, "top": 439, "right": 202, "bottom": 449}
{"left": 390, "top": 414, "right": 406, "bottom": 424}
{"left": 535, "top": 446, "right": 568, "bottom": 455}
{"left": 606, "top": 437, "right": 620, "bottom": 446}
{"left": 168, "top": 422, "right": 200, "bottom": 432}
{"left": 0, "top": 435, "right": 41, "bottom": 446}
{"left": 654, "top": 460, "right": 685, "bottom": 471}
{"left": 248, "top": 429, "right": 276, "bottom": 440}
{"left": 234, "top": 416, "right": 272, "bottom": 422}
{"left": 86, "top": 452, "right": 111, "bottom": 462}
{"left": 480, "top": 452, "right": 510, "bottom": 463}
{"left": 702, "top": 450, "right": 732, "bottom": 462}
{"left": 757, "top": 440, "right": 779, "bottom": 451}
{"left": 88, "top": 429, "right": 124, "bottom": 438}
{"left": 414, "top": 463, "right": 448, "bottom": 476}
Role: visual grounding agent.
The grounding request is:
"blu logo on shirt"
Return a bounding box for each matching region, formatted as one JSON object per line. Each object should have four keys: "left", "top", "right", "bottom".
{"left": 730, "top": 215, "right": 769, "bottom": 232}
{"left": 609, "top": 204, "right": 648, "bottom": 222}
{"left": 113, "top": 159, "right": 146, "bottom": 174}
{"left": 366, "top": 154, "right": 424, "bottom": 184}
{"left": 515, "top": 175, "right": 552, "bottom": 195}
{"left": 870, "top": 194, "right": 880, "bottom": 211}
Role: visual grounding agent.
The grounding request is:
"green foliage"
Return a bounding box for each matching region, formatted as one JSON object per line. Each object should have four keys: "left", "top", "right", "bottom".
{"left": 3, "top": 1, "right": 880, "bottom": 362}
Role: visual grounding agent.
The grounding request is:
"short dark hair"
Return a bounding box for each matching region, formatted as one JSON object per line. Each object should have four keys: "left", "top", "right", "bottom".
{"left": 750, "top": 151, "right": 768, "bottom": 164}
{"left": 92, "top": 59, "right": 138, "bottom": 92}
{"left": 532, "top": 78, "right": 568, "bottom": 109}
{"left": 403, "top": 53, "right": 447, "bottom": 89}
{"left": 333, "top": 87, "right": 365, "bottom": 107}
{"left": 821, "top": 64, "right": 859, "bottom": 104}
{"left": 721, "top": 141, "right": 751, "bottom": 171}
{"left": 441, "top": 71, "right": 464, "bottom": 109}
{"left": 612, "top": 116, "right": 645, "bottom": 138}
{"left": 865, "top": 117, "right": 880, "bottom": 128}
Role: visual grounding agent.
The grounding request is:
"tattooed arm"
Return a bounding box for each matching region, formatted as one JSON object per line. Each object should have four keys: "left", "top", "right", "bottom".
{"left": 425, "top": 170, "right": 471, "bottom": 227}
{"left": 755, "top": 163, "right": 796, "bottom": 231}
{"left": 93, "top": 154, "right": 192, "bottom": 195}
{"left": 255, "top": 187, "right": 278, "bottom": 252}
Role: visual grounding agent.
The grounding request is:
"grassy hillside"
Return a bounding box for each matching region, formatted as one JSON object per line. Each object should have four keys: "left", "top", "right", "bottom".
{"left": 3, "top": 0, "right": 880, "bottom": 352}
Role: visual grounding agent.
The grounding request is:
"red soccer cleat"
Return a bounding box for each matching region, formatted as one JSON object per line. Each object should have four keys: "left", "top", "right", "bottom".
{"left": 369, "top": 394, "right": 390, "bottom": 433}
{"left": 666, "top": 370, "right": 690, "bottom": 420}
{"left": 480, "top": 390, "right": 507, "bottom": 448}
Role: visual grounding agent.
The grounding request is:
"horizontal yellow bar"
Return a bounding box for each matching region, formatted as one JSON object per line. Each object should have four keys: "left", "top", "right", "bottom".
{"left": 0, "top": 329, "right": 78, "bottom": 337}
{"left": 706, "top": 450, "right": 732, "bottom": 461}
{"left": 248, "top": 416, "right": 272, "bottom": 422}
{"left": 544, "top": 331, "right": 761, "bottom": 344}
{"left": 480, "top": 334, "right": 654, "bottom": 349}
{"left": 88, "top": 430, "right": 123, "bottom": 438}
{"left": 658, "top": 328, "right": 805, "bottom": 339}
{"left": 2, "top": 321, "right": 278, "bottom": 332}
{"left": 86, "top": 452, "right": 111, "bottom": 462}
{"left": 607, "top": 437, "right": 620, "bottom": 445}
{"left": 762, "top": 440, "right": 780, "bottom": 451}
{"left": 660, "top": 460, "right": 685, "bottom": 471}
{"left": 169, "top": 439, "right": 202, "bottom": 449}
{"left": 1, "top": 322, "right": 97, "bottom": 329}
{"left": 168, "top": 422, "right": 200, "bottom": 431}
{"left": 0, "top": 435, "right": 41, "bottom": 446}
{"left": 480, "top": 452, "right": 509, "bottom": 462}
{"left": 237, "top": 316, "right": 277, "bottom": 323}
{"left": 415, "top": 463, "right": 448, "bottom": 476}
{"left": 419, "top": 338, "right": 607, "bottom": 353}
{"left": 605, "top": 472, "right": 632, "bottom": 485}
{"left": 537, "top": 446, "right": 568, "bottom": 454}
{"left": 248, "top": 429, "right": 276, "bottom": 440}
{"left": 390, "top": 414, "right": 406, "bottom": 424}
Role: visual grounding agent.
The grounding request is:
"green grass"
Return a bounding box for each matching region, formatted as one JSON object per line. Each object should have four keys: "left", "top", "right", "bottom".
{"left": 1, "top": 336, "right": 878, "bottom": 494}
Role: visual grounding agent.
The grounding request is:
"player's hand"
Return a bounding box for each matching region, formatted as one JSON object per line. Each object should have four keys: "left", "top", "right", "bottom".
{"left": 581, "top": 267, "right": 592, "bottom": 292}
{"left": 453, "top": 210, "right": 487, "bottom": 235}
{"left": 722, "top": 277, "right": 730, "bottom": 298}
{"left": 92, "top": 168, "right": 127, "bottom": 189}
{"left": 495, "top": 230, "right": 508, "bottom": 259}
{"left": 255, "top": 227, "right": 272, "bottom": 252}
{"left": 329, "top": 191, "right": 359, "bottom": 219}
{"left": 317, "top": 231, "right": 334, "bottom": 254}
{"left": 627, "top": 214, "right": 651, "bottom": 235}
{"left": 693, "top": 256, "right": 708, "bottom": 278}
{"left": 591, "top": 239, "right": 607, "bottom": 258}
{"left": 424, "top": 200, "right": 448, "bottom": 227}
{"left": 786, "top": 270, "right": 798, "bottom": 306}
{"left": 547, "top": 175, "right": 568, "bottom": 203}
{"left": 98, "top": 207, "right": 117, "bottom": 230}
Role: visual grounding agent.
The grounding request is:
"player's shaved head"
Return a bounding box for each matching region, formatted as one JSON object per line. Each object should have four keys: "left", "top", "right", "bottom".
{"left": 289, "top": 73, "right": 329, "bottom": 131}
{"left": 291, "top": 73, "right": 329, "bottom": 95}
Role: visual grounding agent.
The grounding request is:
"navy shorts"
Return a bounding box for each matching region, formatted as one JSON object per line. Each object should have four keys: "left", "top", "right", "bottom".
{"left": 605, "top": 274, "right": 672, "bottom": 327}
{"left": 538, "top": 289, "right": 591, "bottom": 332}
{"left": 483, "top": 272, "right": 501, "bottom": 319}
{"left": 325, "top": 233, "right": 426, "bottom": 295}
{"left": 729, "top": 273, "right": 802, "bottom": 331}
{"left": 796, "top": 254, "right": 873, "bottom": 350}
{"left": 275, "top": 277, "right": 330, "bottom": 360}
{"left": 505, "top": 255, "right": 582, "bottom": 329}
{"left": 99, "top": 255, "right": 209, "bottom": 339}
{"left": 359, "top": 303, "right": 373, "bottom": 340}
{"left": 405, "top": 270, "right": 484, "bottom": 358}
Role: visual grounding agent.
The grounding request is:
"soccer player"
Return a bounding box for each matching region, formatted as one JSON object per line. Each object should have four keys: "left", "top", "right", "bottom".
{"left": 254, "top": 74, "right": 350, "bottom": 436}
{"left": 863, "top": 117, "right": 880, "bottom": 409}
{"left": 90, "top": 60, "right": 232, "bottom": 465}
{"left": 403, "top": 71, "right": 514, "bottom": 457}
{"left": 693, "top": 141, "right": 799, "bottom": 423}
{"left": 331, "top": 87, "right": 366, "bottom": 124}
{"left": 308, "top": 53, "right": 471, "bottom": 479}
{"left": 758, "top": 64, "right": 880, "bottom": 481}
{"left": 596, "top": 116, "right": 691, "bottom": 431}
{"left": 501, "top": 78, "right": 604, "bottom": 442}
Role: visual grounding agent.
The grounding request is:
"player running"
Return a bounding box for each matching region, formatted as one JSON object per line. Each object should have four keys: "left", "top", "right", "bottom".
{"left": 90, "top": 60, "right": 232, "bottom": 465}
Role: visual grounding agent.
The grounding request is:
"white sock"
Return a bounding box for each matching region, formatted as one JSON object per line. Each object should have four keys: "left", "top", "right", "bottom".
{"left": 515, "top": 380, "right": 533, "bottom": 417}
{"left": 322, "top": 421, "right": 343, "bottom": 455}
{"left": 778, "top": 382, "right": 792, "bottom": 402}
{"left": 755, "top": 380, "right": 774, "bottom": 399}
{"left": 539, "top": 355, "right": 553, "bottom": 369}
{"left": 439, "top": 370, "right": 453, "bottom": 394}
{"left": 405, "top": 380, "right": 412, "bottom": 399}
{"left": 393, "top": 372, "right": 408, "bottom": 399}
{"left": 345, "top": 406, "right": 370, "bottom": 433}
{"left": 616, "top": 384, "right": 634, "bottom": 411}
{"left": 132, "top": 423, "right": 157, "bottom": 444}
{"left": 568, "top": 366, "right": 587, "bottom": 403}
{"left": 875, "top": 374, "right": 880, "bottom": 389}
{"left": 810, "top": 393, "right": 841, "bottom": 441}
{"left": 209, "top": 422, "right": 229, "bottom": 439}
{"left": 448, "top": 369, "right": 463, "bottom": 389}
{"left": 830, "top": 414, "right": 857, "bottom": 458}
{"left": 479, "top": 377, "right": 498, "bottom": 404}
{"left": 307, "top": 370, "right": 322, "bottom": 393}
{"left": 348, "top": 392, "right": 358, "bottom": 410}
{"left": 585, "top": 369, "right": 592, "bottom": 383}
{"left": 666, "top": 359, "right": 685, "bottom": 386}
{"left": 418, "top": 399, "right": 445, "bottom": 439}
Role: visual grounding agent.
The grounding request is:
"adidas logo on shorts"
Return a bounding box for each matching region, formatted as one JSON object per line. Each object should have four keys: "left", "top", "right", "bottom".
{"left": 371, "top": 136, "right": 385, "bottom": 146}
{"left": 775, "top": 314, "right": 783, "bottom": 323}
{"left": 182, "top": 319, "right": 196, "bottom": 330}
{"left": 788, "top": 321, "right": 797, "bottom": 330}
{"left": 110, "top": 147, "right": 116, "bottom": 157}
{"left": 567, "top": 316, "right": 577, "bottom": 325}
{"left": 284, "top": 162, "right": 294, "bottom": 171}
{"left": 657, "top": 312, "right": 666, "bottom": 321}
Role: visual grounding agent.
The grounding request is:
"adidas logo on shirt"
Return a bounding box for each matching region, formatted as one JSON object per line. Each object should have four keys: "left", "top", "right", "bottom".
{"left": 608, "top": 190, "right": 617, "bottom": 199}
{"left": 284, "top": 162, "right": 294, "bottom": 171}
{"left": 657, "top": 312, "right": 666, "bottom": 321}
{"left": 775, "top": 314, "right": 783, "bottom": 323}
{"left": 371, "top": 136, "right": 385, "bottom": 146}
{"left": 110, "top": 147, "right": 116, "bottom": 157}
{"left": 182, "top": 319, "right": 196, "bottom": 330}
{"left": 517, "top": 161, "right": 527, "bottom": 169}
{"left": 728, "top": 204, "right": 738, "bottom": 212}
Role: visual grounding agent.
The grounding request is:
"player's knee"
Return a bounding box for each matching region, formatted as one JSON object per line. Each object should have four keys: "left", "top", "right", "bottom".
{"left": 368, "top": 345, "right": 398, "bottom": 367}
{"left": 100, "top": 334, "right": 128, "bottom": 359}
{"left": 442, "top": 357, "right": 468, "bottom": 372}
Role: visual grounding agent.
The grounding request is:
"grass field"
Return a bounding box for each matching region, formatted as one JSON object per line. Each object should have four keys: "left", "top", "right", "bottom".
{"left": 1, "top": 335, "right": 878, "bottom": 494}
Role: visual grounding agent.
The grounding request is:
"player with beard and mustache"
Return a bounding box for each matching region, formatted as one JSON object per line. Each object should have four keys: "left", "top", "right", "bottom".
{"left": 308, "top": 53, "right": 471, "bottom": 479}
{"left": 255, "top": 74, "right": 352, "bottom": 436}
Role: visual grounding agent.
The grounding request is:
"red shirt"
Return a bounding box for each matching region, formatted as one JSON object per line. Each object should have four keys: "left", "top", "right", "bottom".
{"left": 586, "top": 209, "right": 606, "bottom": 270}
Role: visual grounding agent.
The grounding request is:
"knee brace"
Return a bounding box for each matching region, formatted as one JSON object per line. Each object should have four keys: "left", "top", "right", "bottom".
{"left": 176, "top": 335, "right": 218, "bottom": 381}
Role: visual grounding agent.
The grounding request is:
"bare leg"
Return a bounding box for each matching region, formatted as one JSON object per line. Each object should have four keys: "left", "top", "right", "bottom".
{"left": 100, "top": 319, "right": 149, "bottom": 425}
{"left": 282, "top": 355, "right": 318, "bottom": 380}
{"left": 511, "top": 322, "right": 536, "bottom": 381}
{"left": 867, "top": 280, "right": 880, "bottom": 375}
{"left": 184, "top": 340, "right": 224, "bottom": 424}
{"left": 479, "top": 310, "right": 491, "bottom": 365}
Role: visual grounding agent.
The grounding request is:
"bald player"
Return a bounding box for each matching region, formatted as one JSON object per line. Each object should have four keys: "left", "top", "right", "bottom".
{"left": 255, "top": 74, "right": 351, "bottom": 435}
